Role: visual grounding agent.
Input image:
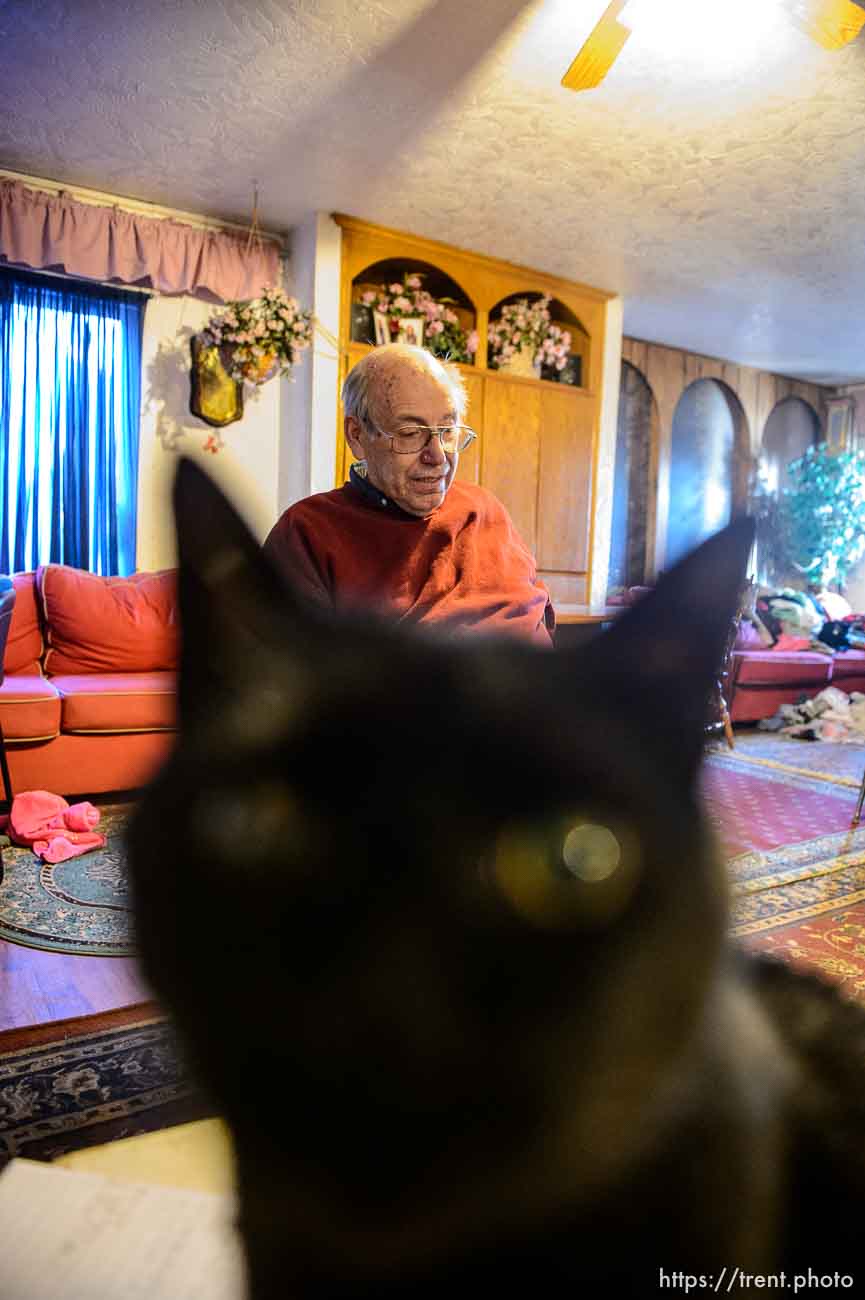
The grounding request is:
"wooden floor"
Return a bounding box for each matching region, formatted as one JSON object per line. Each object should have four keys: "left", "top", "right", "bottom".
{"left": 0, "top": 938, "right": 153, "bottom": 1032}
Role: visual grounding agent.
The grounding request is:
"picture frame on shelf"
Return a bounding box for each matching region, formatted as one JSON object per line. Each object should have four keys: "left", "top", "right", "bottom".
{"left": 350, "top": 302, "right": 374, "bottom": 344}
{"left": 372, "top": 312, "right": 425, "bottom": 348}
{"left": 373, "top": 310, "right": 391, "bottom": 346}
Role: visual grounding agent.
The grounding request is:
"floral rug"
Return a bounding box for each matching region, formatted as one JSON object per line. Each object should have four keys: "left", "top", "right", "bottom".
{"left": 0, "top": 804, "right": 134, "bottom": 956}
{"left": 0, "top": 1005, "right": 215, "bottom": 1167}
{"left": 701, "top": 751, "right": 865, "bottom": 1002}
{"left": 728, "top": 828, "right": 865, "bottom": 1004}
{"left": 722, "top": 729, "right": 865, "bottom": 790}
{"left": 701, "top": 748, "right": 859, "bottom": 857}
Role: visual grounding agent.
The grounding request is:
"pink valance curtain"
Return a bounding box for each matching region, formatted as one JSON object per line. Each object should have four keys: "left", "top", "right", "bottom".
{"left": 0, "top": 177, "right": 281, "bottom": 303}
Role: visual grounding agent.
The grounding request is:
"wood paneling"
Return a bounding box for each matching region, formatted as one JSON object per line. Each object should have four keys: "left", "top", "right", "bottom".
{"left": 621, "top": 335, "right": 832, "bottom": 576}
{"left": 541, "top": 572, "right": 587, "bottom": 605}
{"left": 537, "top": 386, "right": 594, "bottom": 574}
{"left": 482, "top": 377, "right": 541, "bottom": 552}
{"left": 624, "top": 336, "right": 829, "bottom": 455}
{"left": 734, "top": 365, "right": 759, "bottom": 443}
{"left": 455, "top": 369, "right": 484, "bottom": 486}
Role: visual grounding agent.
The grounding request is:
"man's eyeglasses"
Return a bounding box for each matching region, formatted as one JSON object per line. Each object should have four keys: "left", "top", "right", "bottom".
{"left": 366, "top": 421, "right": 477, "bottom": 455}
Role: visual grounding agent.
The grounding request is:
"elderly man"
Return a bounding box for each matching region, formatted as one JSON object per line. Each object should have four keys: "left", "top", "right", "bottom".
{"left": 263, "top": 344, "right": 554, "bottom": 645}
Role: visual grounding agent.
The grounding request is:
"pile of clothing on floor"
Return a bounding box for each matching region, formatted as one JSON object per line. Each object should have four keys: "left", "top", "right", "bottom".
{"left": 749, "top": 588, "right": 865, "bottom": 653}
{"left": 757, "top": 685, "right": 865, "bottom": 742}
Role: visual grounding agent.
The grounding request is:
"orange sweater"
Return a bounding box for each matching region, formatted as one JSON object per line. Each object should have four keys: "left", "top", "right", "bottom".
{"left": 263, "top": 478, "right": 554, "bottom": 646}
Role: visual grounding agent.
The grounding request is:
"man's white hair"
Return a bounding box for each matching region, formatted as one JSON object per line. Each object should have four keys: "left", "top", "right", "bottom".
{"left": 341, "top": 344, "right": 468, "bottom": 428}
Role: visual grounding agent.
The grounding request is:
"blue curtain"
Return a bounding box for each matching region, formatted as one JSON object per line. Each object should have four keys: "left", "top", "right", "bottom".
{"left": 0, "top": 266, "right": 146, "bottom": 575}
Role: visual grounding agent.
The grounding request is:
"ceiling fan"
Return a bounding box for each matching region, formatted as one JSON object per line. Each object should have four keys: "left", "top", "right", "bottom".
{"left": 562, "top": 0, "right": 865, "bottom": 91}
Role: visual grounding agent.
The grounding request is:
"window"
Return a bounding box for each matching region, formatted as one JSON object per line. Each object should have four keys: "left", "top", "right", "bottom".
{"left": 0, "top": 267, "right": 145, "bottom": 575}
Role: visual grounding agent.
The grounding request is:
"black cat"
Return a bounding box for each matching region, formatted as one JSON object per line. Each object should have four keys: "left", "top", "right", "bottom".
{"left": 128, "top": 460, "right": 865, "bottom": 1299}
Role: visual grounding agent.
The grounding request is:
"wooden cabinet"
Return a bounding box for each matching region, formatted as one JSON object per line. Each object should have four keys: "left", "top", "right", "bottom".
{"left": 333, "top": 216, "right": 615, "bottom": 605}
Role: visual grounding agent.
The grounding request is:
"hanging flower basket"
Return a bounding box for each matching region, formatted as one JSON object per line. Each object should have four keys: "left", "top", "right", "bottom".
{"left": 220, "top": 346, "right": 279, "bottom": 385}
{"left": 201, "top": 286, "right": 313, "bottom": 387}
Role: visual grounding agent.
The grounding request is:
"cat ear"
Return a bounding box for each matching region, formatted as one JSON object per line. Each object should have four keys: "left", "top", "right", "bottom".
{"left": 172, "top": 457, "right": 302, "bottom": 735}
{"left": 576, "top": 516, "right": 755, "bottom": 779}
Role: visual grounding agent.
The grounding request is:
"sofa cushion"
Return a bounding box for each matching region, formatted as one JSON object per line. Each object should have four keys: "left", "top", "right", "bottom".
{"left": 829, "top": 649, "right": 865, "bottom": 686}
{"left": 4, "top": 573, "right": 44, "bottom": 675}
{"left": 732, "top": 650, "right": 833, "bottom": 689}
{"left": 39, "top": 565, "right": 179, "bottom": 675}
{"left": 0, "top": 674, "right": 61, "bottom": 740}
{"left": 52, "top": 673, "right": 177, "bottom": 733}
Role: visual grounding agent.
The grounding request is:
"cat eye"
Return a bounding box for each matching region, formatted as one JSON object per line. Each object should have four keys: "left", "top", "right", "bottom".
{"left": 489, "top": 815, "right": 641, "bottom": 930}
{"left": 560, "top": 823, "right": 621, "bottom": 883}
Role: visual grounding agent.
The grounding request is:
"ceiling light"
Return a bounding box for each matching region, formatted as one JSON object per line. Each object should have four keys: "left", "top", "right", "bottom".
{"left": 620, "top": 0, "right": 787, "bottom": 56}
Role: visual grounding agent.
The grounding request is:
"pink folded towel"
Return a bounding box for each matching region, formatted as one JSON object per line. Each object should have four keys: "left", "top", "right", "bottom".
{"left": 9, "top": 791, "right": 105, "bottom": 862}
{"left": 62, "top": 803, "right": 101, "bottom": 832}
{"left": 32, "top": 832, "right": 106, "bottom": 864}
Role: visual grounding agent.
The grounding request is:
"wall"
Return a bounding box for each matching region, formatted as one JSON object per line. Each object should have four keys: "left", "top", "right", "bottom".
{"left": 137, "top": 209, "right": 347, "bottom": 568}
{"left": 590, "top": 295, "right": 625, "bottom": 605}
{"left": 136, "top": 294, "right": 283, "bottom": 570}
{"left": 667, "top": 379, "right": 736, "bottom": 567}
{"left": 828, "top": 383, "right": 865, "bottom": 610}
{"left": 281, "top": 213, "right": 342, "bottom": 511}
{"left": 609, "top": 361, "right": 654, "bottom": 591}
{"left": 622, "top": 339, "right": 829, "bottom": 460}
{"left": 834, "top": 383, "right": 865, "bottom": 450}
{"left": 620, "top": 337, "right": 830, "bottom": 577}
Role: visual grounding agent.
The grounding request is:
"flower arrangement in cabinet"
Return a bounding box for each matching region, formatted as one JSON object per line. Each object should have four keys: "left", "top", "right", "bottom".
{"left": 357, "top": 273, "right": 478, "bottom": 364}
{"left": 488, "top": 295, "right": 572, "bottom": 379}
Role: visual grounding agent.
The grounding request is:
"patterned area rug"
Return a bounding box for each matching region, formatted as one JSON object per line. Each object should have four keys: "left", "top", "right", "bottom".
{"left": 0, "top": 804, "right": 134, "bottom": 956}
{"left": 0, "top": 1005, "right": 215, "bottom": 1167}
{"left": 703, "top": 750, "right": 865, "bottom": 1002}
{"left": 723, "top": 728, "right": 865, "bottom": 789}
{"left": 701, "top": 748, "right": 859, "bottom": 857}
{"left": 728, "top": 828, "right": 865, "bottom": 1003}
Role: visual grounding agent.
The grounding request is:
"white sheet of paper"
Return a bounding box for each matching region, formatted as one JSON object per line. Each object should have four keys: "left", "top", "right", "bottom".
{"left": 0, "top": 1158, "right": 248, "bottom": 1300}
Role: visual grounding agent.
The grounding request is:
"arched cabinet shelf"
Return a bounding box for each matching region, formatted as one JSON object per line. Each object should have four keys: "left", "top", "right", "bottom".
{"left": 350, "top": 257, "right": 477, "bottom": 359}
{"left": 333, "top": 214, "right": 616, "bottom": 607}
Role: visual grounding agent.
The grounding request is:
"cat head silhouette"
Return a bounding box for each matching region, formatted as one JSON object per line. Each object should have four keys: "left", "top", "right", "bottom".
{"left": 128, "top": 459, "right": 754, "bottom": 1284}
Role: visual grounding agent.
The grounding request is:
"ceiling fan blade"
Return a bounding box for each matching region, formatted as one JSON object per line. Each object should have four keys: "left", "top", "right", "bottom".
{"left": 561, "top": 0, "right": 632, "bottom": 92}
{"left": 561, "top": 0, "right": 864, "bottom": 94}
{"left": 787, "top": 0, "right": 865, "bottom": 49}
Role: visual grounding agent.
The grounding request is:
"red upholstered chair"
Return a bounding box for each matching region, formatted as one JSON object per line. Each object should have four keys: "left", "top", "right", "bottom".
{"left": 0, "top": 580, "right": 15, "bottom": 809}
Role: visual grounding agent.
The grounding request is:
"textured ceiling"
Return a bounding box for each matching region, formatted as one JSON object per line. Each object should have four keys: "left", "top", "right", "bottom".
{"left": 2, "top": 0, "right": 865, "bottom": 383}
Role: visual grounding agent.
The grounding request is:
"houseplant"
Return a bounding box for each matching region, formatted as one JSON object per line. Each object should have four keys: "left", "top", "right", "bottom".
{"left": 488, "top": 295, "right": 572, "bottom": 379}
{"left": 359, "top": 274, "right": 478, "bottom": 364}
{"left": 200, "top": 286, "right": 313, "bottom": 386}
{"left": 753, "top": 441, "right": 865, "bottom": 589}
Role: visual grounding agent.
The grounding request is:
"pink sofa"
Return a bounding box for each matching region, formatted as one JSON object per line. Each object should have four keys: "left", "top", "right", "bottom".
{"left": 609, "top": 585, "right": 865, "bottom": 726}
{"left": 0, "top": 566, "right": 177, "bottom": 798}
{"left": 729, "top": 620, "right": 865, "bottom": 723}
